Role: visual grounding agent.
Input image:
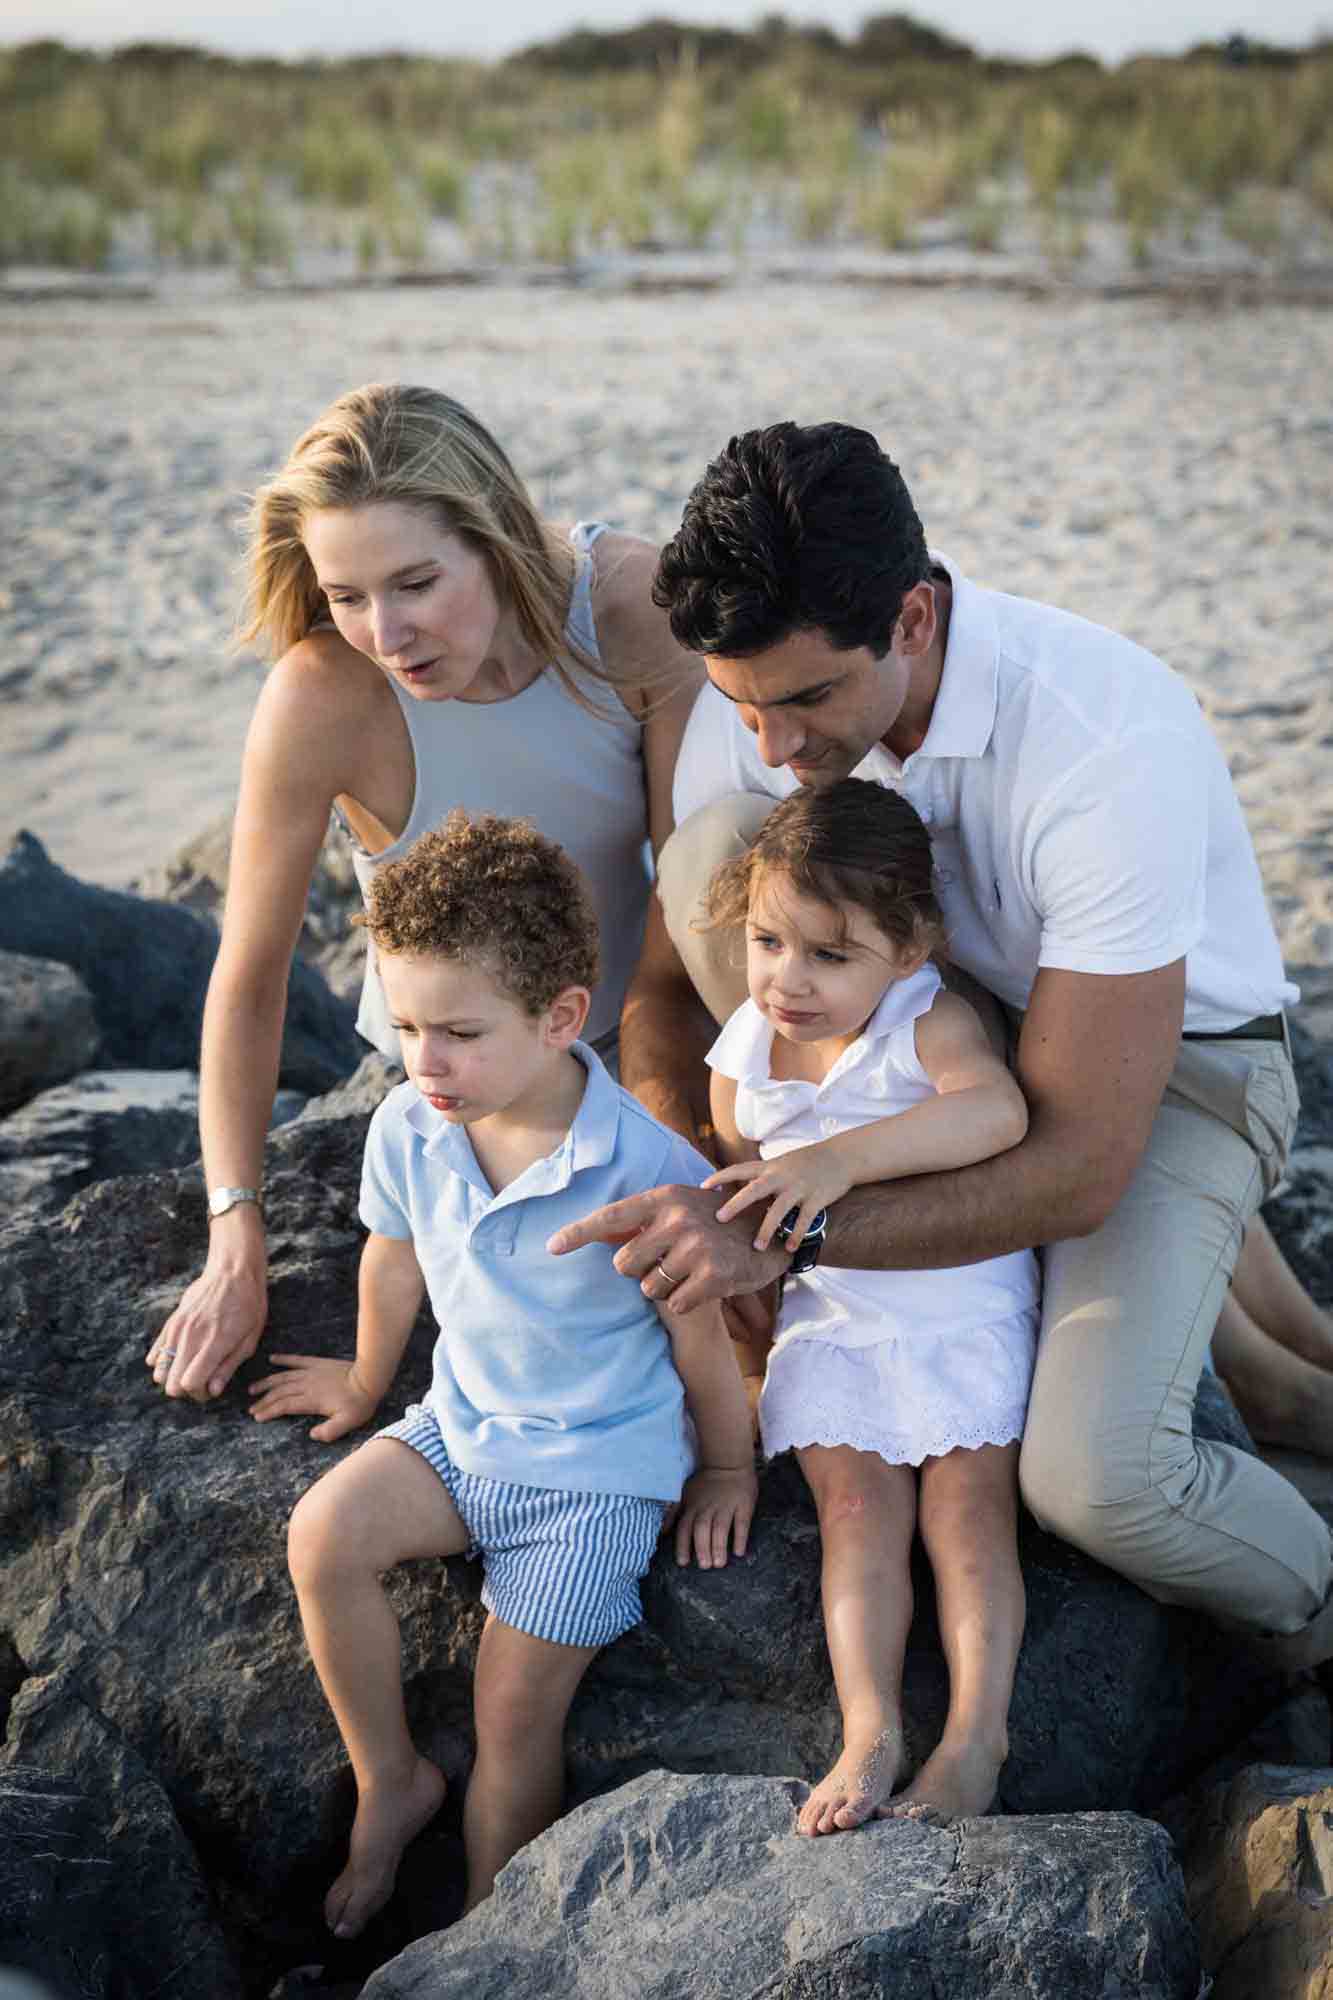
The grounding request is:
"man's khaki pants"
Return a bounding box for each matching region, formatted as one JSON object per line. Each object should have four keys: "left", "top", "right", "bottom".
{"left": 659, "top": 793, "right": 1333, "bottom": 1644}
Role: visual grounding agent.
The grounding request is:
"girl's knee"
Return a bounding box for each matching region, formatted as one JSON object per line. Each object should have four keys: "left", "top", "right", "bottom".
{"left": 800, "top": 1447, "right": 912, "bottom": 1528}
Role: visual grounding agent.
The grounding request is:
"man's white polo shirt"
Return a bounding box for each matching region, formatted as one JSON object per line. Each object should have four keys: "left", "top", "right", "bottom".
{"left": 673, "top": 556, "right": 1295, "bottom": 1031}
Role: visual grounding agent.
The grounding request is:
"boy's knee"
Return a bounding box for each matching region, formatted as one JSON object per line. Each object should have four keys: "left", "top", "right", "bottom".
{"left": 474, "top": 1664, "right": 554, "bottom": 1755}
{"left": 287, "top": 1481, "right": 348, "bottom": 1588}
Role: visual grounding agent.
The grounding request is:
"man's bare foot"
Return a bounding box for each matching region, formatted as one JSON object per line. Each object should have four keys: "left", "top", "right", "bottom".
{"left": 797, "top": 1727, "right": 905, "bottom": 1836}
{"left": 325, "top": 1756, "right": 447, "bottom": 1939}
{"left": 882, "top": 1737, "right": 1004, "bottom": 1823}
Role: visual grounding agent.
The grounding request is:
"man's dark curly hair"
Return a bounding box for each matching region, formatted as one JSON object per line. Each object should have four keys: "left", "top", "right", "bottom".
{"left": 360, "top": 810, "right": 600, "bottom": 1014}
{"left": 653, "top": 422, "right": 930, "bottom": 660}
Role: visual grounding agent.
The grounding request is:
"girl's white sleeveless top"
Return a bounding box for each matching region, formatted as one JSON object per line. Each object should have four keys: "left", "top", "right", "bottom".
{"left": 707, "top": 964, "right": 1040, "bottom": 1350}
{"left": 345, "top": 523, "right": 650, "bottom": 1056}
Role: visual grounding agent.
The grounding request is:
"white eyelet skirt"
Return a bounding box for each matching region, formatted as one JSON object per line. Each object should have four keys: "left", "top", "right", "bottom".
{"left": 758, "top": 1308, "right": 1038, "bottom": 1467}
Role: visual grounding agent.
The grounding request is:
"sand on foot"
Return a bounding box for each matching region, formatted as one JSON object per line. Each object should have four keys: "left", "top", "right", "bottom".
{"left": 797, "top": 1727, "right": 906, "bottom": 1837}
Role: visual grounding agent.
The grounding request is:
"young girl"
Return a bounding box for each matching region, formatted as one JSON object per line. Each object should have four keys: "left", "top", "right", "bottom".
{"left": 700, "top": 778, "right": 1039, "bottom": 1838}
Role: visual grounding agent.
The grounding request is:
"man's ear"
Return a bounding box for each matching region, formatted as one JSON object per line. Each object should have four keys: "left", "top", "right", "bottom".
{"left": 894, "top": 580, "right": 939, "bottom": 657}
{"left": 543, "top": 986, "right": 592, "bottom": 1049}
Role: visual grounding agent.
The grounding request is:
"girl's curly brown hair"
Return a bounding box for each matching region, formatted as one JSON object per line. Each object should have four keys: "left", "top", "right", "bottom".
{"left": 700, "top": 778, "right": 946, "bottom": 957}
{"left": 361, "top": 810, "right": 600, "bottom": 1015}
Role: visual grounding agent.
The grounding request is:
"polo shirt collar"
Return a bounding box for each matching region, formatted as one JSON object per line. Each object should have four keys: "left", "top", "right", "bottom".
{"left": 399, "top": 1040, "right": 620, "bottom": 1198}
{"left": 905, "top": 553, "right": 999, "bottom": 765}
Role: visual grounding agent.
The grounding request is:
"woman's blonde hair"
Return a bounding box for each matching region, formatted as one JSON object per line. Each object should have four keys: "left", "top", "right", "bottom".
{"left": 238, "top": 383, "right": 606, "bottom": 703}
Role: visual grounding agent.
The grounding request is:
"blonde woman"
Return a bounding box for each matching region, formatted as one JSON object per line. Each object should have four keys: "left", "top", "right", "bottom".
{"left": 148, "top": 384, "right": 707, "bottom": 1403}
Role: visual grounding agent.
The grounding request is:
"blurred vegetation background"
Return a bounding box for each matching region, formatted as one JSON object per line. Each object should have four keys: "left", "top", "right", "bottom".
{"left": 2, "top": 16, "right": 1332, "bottom": 280}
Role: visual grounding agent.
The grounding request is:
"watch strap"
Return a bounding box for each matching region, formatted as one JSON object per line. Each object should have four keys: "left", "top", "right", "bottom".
{"left": 774, "top": 1204, "right": 828, "bottom": 1276}
{"left": 207, "top": 1186, "right": 262, "bottom": 1220}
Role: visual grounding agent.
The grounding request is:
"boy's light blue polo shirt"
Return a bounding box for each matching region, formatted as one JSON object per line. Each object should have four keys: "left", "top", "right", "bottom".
{"left": 359, "top": 1043, "right": 712, "bottom": 1503}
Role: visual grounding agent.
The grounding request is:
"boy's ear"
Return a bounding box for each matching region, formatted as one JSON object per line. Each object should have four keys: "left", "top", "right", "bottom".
{"left": 543, "top": 986, "right": 591, "bottom": 1049}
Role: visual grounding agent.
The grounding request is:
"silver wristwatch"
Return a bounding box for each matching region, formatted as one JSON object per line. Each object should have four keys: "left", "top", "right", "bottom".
{"left": 207, "top": 1186, "right": 262, "bottom": 1220}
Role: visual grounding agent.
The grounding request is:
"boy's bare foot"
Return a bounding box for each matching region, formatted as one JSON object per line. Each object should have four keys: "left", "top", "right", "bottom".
{"left": 797, "top": 1727, "right": 905, "bottom": 1836}
{"left": 325, "top": 1756, "right": 447, "bottom": 1939}
{"left": 883, "top": 1737, "right": 1004, "bottom": 1823}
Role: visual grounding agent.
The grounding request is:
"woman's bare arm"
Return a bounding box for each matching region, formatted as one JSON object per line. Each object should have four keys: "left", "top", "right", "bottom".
{"left": 148, "top": 639, "right": 387, "bottom": 1402}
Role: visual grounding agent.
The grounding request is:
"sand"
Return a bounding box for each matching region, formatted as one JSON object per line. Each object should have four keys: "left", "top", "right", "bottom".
{"left": 2, "top": 277, "right": 1331, "bottom": 982}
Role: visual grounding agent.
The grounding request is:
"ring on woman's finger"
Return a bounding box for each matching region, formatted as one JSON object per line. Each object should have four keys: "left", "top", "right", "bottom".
{"left": 655, "top": 1261, "right": 681, "bottom": 1288}
{"left": 161, "top": 1348, "right": 178, "bottom": 1360}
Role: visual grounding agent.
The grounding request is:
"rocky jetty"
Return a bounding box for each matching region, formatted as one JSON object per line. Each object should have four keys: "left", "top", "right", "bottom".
{"left": 1, "top": 849, "right": 1331, "bottom": 1997}
{"left": 0, "top": 830, "right": 361, "bottom": 1091}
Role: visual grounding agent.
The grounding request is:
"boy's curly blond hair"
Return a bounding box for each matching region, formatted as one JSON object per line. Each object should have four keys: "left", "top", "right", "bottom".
{"left": 361, "top": 810, "right": 600, "bottom": 1015}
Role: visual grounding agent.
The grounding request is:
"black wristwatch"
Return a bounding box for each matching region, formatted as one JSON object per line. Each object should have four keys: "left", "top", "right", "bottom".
{"left": 772, "top": 1205, "right": 828, "bottom": 1275}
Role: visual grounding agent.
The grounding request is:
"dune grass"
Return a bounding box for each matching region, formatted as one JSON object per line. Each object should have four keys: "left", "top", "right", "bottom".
{"left": 1, "top": 31, "right": 1330, "bottom": 277}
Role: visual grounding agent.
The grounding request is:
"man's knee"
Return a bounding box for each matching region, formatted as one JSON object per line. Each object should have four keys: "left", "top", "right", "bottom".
{"left": 657, "top": 796, "right": 772, "bottom": 947}
{"left": 1019, "top": 1427, "right": 1199, "bottom": 1576}
{"left": 1019, "top": 1430, "right": 1133, "bottom": 1559}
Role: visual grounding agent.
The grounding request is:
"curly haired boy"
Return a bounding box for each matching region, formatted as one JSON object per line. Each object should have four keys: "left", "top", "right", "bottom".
{"left": 251, "top": 811, "right": 755, "bottom": 1935}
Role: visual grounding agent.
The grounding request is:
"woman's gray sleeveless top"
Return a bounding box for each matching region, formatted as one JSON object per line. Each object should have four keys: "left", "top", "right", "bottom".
{"left": 347, "top": 522, "right": 651, "bottom": 1055}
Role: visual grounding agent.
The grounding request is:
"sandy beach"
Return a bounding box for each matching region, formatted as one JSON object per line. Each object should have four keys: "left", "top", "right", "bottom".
{"left": 3, "top": 277, "right": 1331, "bottom": 978}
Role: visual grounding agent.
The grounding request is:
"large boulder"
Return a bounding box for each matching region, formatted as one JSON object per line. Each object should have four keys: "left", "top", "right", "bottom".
{"left": 1268, "top": 1019, "right": 1333, "bottom": 1308}
{"left": 0, "top": 830, "right": 362, "bottom": 1093}
{"left": 0, "top": 1093, "right": 1295, "bottom": 1988}
{"left": 0, "top": 949, "right": 99, "bottom": 1114}
{"left": 0, "top": 1680, "right": 242, "bottom": 2000}
{"left": 1166, "top": 1760, "right": 1333, "bottom": 2000}
{"left": 0, "top": 1068, "right": 306, "bottom": 1217}
{"left": 134, "top": 811, "right": 368, "bottom": 1003}
{"left": 360, "top": 1771, "right": 1202, "bottom": 2000}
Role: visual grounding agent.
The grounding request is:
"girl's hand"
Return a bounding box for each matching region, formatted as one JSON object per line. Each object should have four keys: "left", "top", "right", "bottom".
{"left": 248, "top": 1355, "right": 381, "bottom": 1443}
{"left": 703, "top": 1149, "right": 852, "bottom": 1251}
{"left": 673, "top": 1465, "right": 758, "bottom": 1569}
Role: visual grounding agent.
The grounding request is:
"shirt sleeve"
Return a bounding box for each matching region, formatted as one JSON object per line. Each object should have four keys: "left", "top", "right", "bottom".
{"left": 1031, "top": 727, "right": 1208, "bottom": 976}
{"left": 358, "top": 1101, "right": 415, "bottom": 1239}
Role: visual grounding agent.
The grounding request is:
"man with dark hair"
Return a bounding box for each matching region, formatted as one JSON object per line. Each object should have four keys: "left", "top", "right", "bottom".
{"left": 553, "top": 418, "right": 1333, "bottom": 1665}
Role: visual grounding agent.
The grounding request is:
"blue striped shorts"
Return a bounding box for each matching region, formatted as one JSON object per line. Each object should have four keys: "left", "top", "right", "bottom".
{"left": 376, "top": 1404, "right": 666, "bottom": 1650}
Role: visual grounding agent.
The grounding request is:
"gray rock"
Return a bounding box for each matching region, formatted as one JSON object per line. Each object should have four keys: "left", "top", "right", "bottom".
{"left": 0, "top": 1097, "right": 1293, "bottom": 1987}
{"left": 0, "top": 1678, "right": 242, "bottom": 2000}
{"left": 1268, "top": 1020, "right": 1333, "bottom": 1309}
{"left": 0, "top": 951, "right": 99, "bottom": 1115}
{"left": 0, "top": 830, "right": 362, "bottom": 1093}
{"left": 297, "top": 1051, "right": 403, "bottom": 1123}
{"left": 360, "top": 1771, "right": 1202, "bottom": 1999}
{"left": 135, "top": 811, "right": 368, "bottom": 1004}
{"left": 0, "top": 1068, "right": 305, "bottom": 1217}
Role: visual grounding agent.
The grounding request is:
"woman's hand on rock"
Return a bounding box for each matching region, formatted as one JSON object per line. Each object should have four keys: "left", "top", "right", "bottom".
{"left": 248, "top": 1355, "right": 380, "bottom": 1443}
{"left": 147, "top": 1256, "right": 267, "bottom": 1402}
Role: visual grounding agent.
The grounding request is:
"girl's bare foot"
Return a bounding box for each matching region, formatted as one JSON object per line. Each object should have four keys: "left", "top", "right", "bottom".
{"left": 883, "top": 1737, "right": 1004, "bottom": 1823}
{"left": 797, "top": 1726, "right": 905, "bottom": 1836}
{"left": 325, "top": 1755, "right": 448, "bottom": 1939}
